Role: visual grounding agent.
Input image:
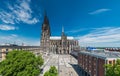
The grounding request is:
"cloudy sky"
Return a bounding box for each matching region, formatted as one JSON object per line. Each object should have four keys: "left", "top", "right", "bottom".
{"left": 0, "top": 0, "right": 120, "bottom": 47}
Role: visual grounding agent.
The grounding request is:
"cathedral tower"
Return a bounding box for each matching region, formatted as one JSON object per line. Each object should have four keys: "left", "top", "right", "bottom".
{"left": 61, "top": 26, "right": 67, "bottom": 53}
{"left": 40, "top": 12, "right": 51, "bottom": 52}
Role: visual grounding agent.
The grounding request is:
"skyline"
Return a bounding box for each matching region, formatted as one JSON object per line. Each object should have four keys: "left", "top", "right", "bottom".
{"left": 0, "top": 0, "right": 120, "bottom": 47}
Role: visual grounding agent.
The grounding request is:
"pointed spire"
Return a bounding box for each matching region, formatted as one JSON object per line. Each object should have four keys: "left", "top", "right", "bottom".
{"left": 62, "top": 26, "right": 64, "bottom": 33}
{"left": 62, "top": 26, "right": 66, "bottom": 36}
{"left": 43, "top": 10, "right": 49, "bottom": 24}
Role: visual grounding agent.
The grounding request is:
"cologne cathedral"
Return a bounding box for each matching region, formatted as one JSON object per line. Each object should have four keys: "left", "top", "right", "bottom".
{"left": 40, "top": 13, "right": 79, "bottom": 54}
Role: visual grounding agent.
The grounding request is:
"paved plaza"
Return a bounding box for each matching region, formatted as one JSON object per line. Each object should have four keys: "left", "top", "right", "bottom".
{"left": 41, "top": 54, "right": 81, "bottom": 76}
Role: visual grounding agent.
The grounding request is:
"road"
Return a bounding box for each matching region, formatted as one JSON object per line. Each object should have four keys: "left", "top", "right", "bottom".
{"left": 40, "top": 54, "right": 81, "bottom": 76}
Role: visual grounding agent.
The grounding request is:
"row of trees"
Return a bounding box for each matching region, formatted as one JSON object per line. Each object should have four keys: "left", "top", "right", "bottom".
{"left": 0, "top": 50, "right": 44, "bottom": 76}
{"left": 0, "top": 50, "right": 58, "bottom": 76}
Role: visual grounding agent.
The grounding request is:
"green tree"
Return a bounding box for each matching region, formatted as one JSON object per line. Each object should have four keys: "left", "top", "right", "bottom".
{"left": 105, "top": 59, "right": 120, "bottom": 76}
{"left": 44, "top": 66, "right": 58, "bottom": 76}
{"left": 44, "top": 71, "right": 50, "bottom": 76}
{"left": 0, "top": 50, "right": 44, "bottom": 76}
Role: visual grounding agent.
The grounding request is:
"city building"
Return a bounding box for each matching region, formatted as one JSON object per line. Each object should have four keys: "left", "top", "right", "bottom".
{"left": 0, "top": 46, "right": 40, "bottom": 61}
{"left": 105, "top": 48, "right": 120, "bottom": 52}
{"left": 40, "top": 13, "right": 79, "bottom": 54}
{"left": 78, "top": 49, "right": 120, "bottom": 76}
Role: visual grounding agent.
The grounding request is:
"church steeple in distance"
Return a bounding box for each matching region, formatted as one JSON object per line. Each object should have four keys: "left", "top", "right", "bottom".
{"left": 62, "top": 26, "right": 64, "bottom": 33}
{"left": 62, "top": 26, "right": 65, "bottom": 36}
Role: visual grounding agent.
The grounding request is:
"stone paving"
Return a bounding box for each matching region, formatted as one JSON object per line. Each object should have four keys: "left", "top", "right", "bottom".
{"left": 40, "top": 54, "right": 81, "bottom": 76}
{"left": 58, "top": 55, "right": 78, "bottom": 76}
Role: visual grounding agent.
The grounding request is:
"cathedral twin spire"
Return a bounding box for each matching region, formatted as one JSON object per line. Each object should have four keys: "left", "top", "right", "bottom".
{"left": 42, "top": 11, "right": 66, "bottom": 37}
{"left": 43, "top": 11, "right": 49, "bottom": 24}
{"left": 41, "top": 11, "right": 51, "bottom": 38}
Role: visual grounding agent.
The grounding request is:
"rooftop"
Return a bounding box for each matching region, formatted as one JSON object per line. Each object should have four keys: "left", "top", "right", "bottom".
{"left": 80, "top": 49, "right": 120, "bottom": 59}
{"left": 50, "top": 36, "right": 74, "bottom": 40}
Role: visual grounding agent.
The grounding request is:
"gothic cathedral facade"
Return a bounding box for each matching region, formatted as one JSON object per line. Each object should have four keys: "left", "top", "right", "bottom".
{"left": 40, "top": 13, "right": 79, "bottom": 54}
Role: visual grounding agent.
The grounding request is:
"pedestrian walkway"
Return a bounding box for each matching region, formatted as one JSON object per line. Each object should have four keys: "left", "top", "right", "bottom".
{"left": 41, "top": 54, "right": 81, "bottom": 76}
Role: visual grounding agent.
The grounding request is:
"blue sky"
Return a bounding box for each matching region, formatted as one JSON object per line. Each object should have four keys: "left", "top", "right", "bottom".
{"left": 0, "top": 0, "right": 120, "bottom": 47}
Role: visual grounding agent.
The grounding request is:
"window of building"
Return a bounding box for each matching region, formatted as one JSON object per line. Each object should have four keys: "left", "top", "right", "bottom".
{"left": 113, "top": 60, "right": 115, "bottom": 64}
{"left": 109, "top": 61, "right": 112, "bottom": 64}
{"left": 89, "top": 70, "right": 91, "bottom": 72}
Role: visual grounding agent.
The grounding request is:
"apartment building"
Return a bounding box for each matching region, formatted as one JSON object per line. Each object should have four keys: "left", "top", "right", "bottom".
{"left": 78, "top": 49, "right": 120, "bottom": 76}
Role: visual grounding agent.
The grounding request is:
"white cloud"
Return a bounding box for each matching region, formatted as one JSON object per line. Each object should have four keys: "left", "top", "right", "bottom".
{"left": 0, "top": 11, "right": 15, "bottom": 24}
{"left": 11, "top": 34, "right": 18, "bottom": 37}
{"left": 89, "top": 8, "right": 111, "bottom": 15}
{"left": 0, "top": 0, "right": 39, "bottom": 24}
{"left": 78, "top": 27, "right": 120, "bottom": 47}
{"left": 0, "top": 34, "right": 40, "bottom": 46}
{"left": 0, "top": 25, "right": 17, "bottom": 30}
{"left": 67, "top": 28, "right": 85, "bottom": 34}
